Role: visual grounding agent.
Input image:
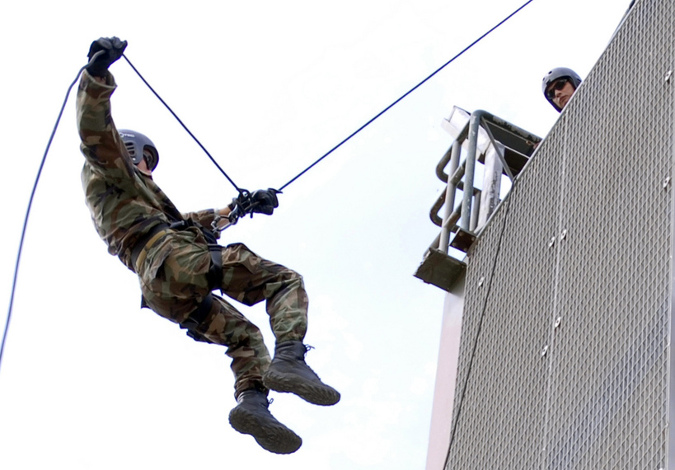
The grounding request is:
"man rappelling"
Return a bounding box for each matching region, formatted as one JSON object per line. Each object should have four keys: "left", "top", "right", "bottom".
{"left": 76, "top": 37, "right": 339, "bottom": 454}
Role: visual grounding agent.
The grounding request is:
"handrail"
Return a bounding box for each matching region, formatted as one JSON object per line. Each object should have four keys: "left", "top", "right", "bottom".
{"left": 426, "top": 108, "right": 541, "bottom": 255}
{"left": 436, "top": 121, "right": 470, "bottom": 182}
{"left": 416, "top": 108, "right": 541, "bottom": 292}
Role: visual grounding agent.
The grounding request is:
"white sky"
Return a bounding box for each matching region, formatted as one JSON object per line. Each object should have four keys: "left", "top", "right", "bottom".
{"left": 0, "top": 1, "right": 631, "bottom": 468}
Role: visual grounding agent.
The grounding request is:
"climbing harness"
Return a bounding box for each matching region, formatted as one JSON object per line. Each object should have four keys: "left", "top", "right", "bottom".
{"left": 130, "top": 218, "right": 224, "bottom": 343}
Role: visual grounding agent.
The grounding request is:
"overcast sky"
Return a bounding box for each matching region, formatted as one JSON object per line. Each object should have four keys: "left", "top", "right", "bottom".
{"left": 0, "top": 1, "right": 632, "bottom": 468}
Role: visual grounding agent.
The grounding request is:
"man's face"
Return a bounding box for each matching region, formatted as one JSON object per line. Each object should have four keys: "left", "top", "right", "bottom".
{"left": 546, "top": 78, "right": 576, "bottom": 110}
{"left": 136, "top": 149, "right": 153, "bottom": 176}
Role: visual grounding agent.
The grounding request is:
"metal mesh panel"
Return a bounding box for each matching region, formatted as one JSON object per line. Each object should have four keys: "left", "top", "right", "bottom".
{"left": 447, "top": 121, "right": 567, "bottom": 467}
{"left": 445, "top": 0, "right": 674, "bottom": 468}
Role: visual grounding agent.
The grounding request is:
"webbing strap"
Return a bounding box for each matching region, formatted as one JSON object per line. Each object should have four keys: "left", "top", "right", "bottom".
{"left": 130, "top": 222, "right": 171, "bottom": 269}
{"left": 206, "top": 245, "right": 223, "bottom": 291}
{"left": 183, "top": 293, "right": 213, "bottom": 328}
{"left": 181, "top": 294, "right": 214, "bottom": 344}
{"left": 180, "top": 244, "right": 222, "bottom": 344}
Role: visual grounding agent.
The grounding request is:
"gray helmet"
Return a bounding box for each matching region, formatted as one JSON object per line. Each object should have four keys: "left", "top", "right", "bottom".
{"left": 119, "top": 129, "right": 159, "bottom": 171}
{"left": 542, "top": 67, "right": 582, "bottom": 111}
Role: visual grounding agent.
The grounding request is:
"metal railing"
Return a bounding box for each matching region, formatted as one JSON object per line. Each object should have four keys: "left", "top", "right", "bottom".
{"left": 415, "top": 107, "right": 541, "bottom": 291}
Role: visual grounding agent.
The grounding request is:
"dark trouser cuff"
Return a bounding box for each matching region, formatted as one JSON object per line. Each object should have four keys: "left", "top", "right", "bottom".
{"left": 234, "top": 380, "right": 268, "bottom": 399}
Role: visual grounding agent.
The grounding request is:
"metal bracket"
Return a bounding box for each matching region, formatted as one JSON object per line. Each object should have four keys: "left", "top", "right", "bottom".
{"left": 450, "top": 228, "right": 478, "bottom": 252}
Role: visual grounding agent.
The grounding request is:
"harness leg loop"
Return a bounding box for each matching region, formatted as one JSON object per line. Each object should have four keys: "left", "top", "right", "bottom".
{"left": 181, "top": 244, "right": 223, "bottom": 343}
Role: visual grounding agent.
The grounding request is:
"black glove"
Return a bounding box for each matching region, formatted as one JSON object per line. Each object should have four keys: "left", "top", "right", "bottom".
{"left": 228, "top": 189, "right": 280, "bottom": 223}
{"left": 250, "top": 188, "right": 280, "bottom": 215}
{"left": 86, "top": 37, "right": 127, "bottom": 77}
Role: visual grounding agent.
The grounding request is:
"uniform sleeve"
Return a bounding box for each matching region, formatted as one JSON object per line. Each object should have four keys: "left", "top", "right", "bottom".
{"left": 76, "top": 70, "right": 135, "bottom": 175}
{"left": 183, "top": 208, "right": 218, "bottom": 227}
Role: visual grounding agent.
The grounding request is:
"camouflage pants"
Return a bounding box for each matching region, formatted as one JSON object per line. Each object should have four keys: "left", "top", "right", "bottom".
{"left": 135, "top": 227, "right": 308, "bottom": 397}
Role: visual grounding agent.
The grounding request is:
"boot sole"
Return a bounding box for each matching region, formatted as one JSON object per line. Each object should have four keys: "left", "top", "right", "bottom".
{"left": 264, "top": 370, "right": 341, "bottom": 406}
{"left": 229, "top": 407, "right": 302, "bottom": 454}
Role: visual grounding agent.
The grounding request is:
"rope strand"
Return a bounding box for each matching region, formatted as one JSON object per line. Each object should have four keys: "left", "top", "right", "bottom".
{"left": 0, "top": 54, "right": 104, "bottom": 373}
{"left": 278, "top": 0, "right": 536, "bottom": 191}
{"left": 122, "top": 55, "right": 242, "bottom": 193}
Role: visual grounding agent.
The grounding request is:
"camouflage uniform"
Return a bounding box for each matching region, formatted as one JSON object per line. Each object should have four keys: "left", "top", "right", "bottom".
{"left": 77, "top": 70, "right": 308, "bottom": 397}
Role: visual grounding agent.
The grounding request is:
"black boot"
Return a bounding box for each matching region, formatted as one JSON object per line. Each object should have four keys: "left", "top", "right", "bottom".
{"left": 263, "top": 341, "right": 341, "bottom": 406}
{"left": 228, "top": 389, "right": 302, "bottom": 454}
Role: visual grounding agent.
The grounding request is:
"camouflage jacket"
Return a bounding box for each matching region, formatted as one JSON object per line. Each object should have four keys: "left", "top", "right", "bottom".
{"left": 77, "top": 70, "right": 217, "bottom": 272}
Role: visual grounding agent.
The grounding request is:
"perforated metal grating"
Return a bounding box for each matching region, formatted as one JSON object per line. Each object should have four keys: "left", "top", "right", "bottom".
{"left": 444, "top": 0, "right": 674, "bottom": 468}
